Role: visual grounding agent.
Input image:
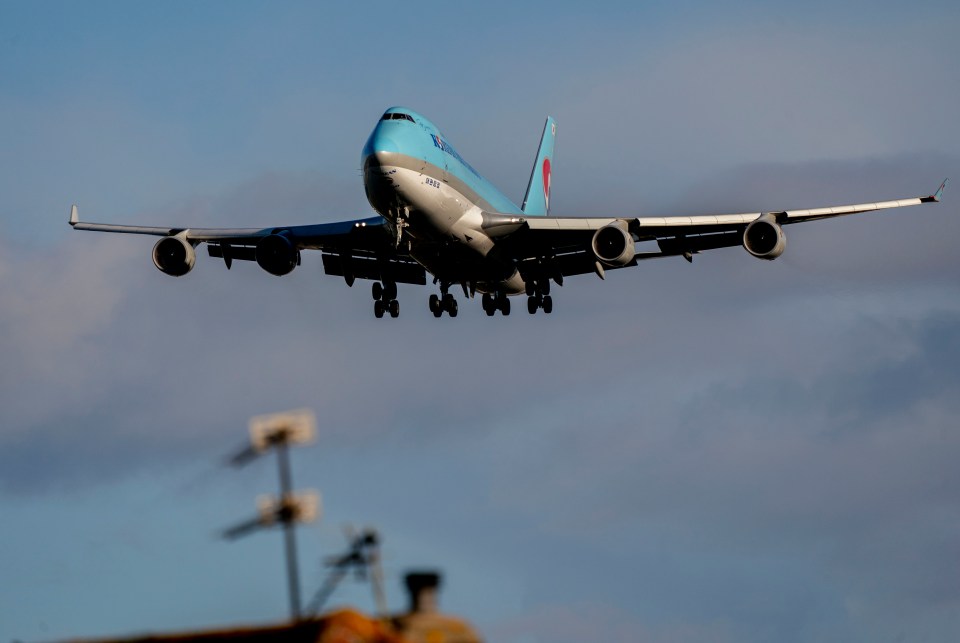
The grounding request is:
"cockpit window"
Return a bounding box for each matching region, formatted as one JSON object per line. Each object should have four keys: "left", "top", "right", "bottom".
{"left": 381, "top": 113, "right": 415, "bottom": 122}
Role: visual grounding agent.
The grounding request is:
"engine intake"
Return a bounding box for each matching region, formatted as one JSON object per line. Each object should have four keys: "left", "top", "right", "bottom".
{"left": 256, "top": 234, "right": 299, "bottom": 276}
{"left": 743, "top": 215, "right": 786, "bottom": 260}
{"left": 152, "top": 236, "right": 196, "bottom": 277}
{"left": 591, "top": 222, "right": 636, "bottom": 267}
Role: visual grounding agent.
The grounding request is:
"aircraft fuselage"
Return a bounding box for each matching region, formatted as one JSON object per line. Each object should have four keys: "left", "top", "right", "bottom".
{"left": 361, "top": 108, "right": 526, "bottom": 295}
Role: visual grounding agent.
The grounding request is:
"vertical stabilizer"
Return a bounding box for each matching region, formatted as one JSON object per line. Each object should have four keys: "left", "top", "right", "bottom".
{"left": 521, "top": 117, "right": 557, "bottom": 216}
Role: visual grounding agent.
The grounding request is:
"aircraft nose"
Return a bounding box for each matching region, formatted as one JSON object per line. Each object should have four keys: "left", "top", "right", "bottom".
{"left": 363, "top": 126, "right": 401, "bottom": 167}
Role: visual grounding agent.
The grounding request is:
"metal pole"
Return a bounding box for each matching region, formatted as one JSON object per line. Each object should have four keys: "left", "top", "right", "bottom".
{"left": 277, "top": 436, "right": 301, "bottom": 621}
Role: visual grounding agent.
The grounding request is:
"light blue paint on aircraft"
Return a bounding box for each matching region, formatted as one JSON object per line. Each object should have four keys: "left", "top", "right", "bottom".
{"left": 521, "top": 116, "right": 557, "bottom": 217}
{"left": 362, "top": 107, "right": 524, "bottom": 215}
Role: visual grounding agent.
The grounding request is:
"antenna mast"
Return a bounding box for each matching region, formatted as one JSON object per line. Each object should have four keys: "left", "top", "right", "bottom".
{"left": 223, "top": 409, "right": 319, "bottom": 622}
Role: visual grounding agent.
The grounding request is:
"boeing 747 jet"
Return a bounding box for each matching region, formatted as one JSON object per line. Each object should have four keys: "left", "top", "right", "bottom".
{"left": 70, "top": 107, "right": 947, "bottom": 318}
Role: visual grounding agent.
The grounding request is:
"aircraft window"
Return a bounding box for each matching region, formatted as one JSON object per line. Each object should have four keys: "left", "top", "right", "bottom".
{"left": 381, "top": 113, "right": 415, "bottom": 122}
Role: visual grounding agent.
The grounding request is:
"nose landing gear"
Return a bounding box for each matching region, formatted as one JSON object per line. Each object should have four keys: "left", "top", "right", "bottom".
{"left": 482, "top": 292, "right": 511, "bottom": 316}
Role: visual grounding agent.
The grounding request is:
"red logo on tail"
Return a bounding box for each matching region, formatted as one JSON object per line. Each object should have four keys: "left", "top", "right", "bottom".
{"left": 542, "top": 157, "right": 551, "bottom": 212}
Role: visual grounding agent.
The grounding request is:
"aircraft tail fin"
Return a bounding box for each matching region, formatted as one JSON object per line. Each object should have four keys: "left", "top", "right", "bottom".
{"left": 521, "top": 117, "right": 557, "bottom": 217}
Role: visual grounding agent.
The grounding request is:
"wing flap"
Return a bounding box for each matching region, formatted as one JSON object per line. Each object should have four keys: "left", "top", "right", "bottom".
{"left": 320, "top": 252, "right": 426, "bottom": 285}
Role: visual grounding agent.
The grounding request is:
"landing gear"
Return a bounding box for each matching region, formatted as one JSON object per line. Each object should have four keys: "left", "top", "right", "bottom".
{"left": 526, "top": 294, "right": 553, "bottom": 314}
{"left": 372, "top": 281, "right": 399, "bottom": 319}
{"left": 444, "top": 293, "right": 458, "bottom": 317}
{"left": 482, "top": 293, "right": 496, "bottom": 316}
{"left": 482, "top": 292, "right": 511, "bottom": 316}
{"left": 524, "top": 280, "right": 554, "bottom": 315}
{"left": 429, "top": 287, "right": 458, "bottom": 317}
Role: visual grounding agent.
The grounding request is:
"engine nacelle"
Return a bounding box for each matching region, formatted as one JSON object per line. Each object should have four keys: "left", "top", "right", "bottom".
{"left": 152, "top": 236, "right": 196, "bottom": 277}
{"left": 743, "top": 214, "right": 786, "bottom": 260}
{"left": 591, "top": 222, "right": 636, "bottom": 267}
{"left": 256, "top": 234, "right": 299, "bottom": 276}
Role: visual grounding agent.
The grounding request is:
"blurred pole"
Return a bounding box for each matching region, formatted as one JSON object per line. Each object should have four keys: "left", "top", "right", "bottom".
{"left": 277, "top": 436, "right": 301, "bottom": 621}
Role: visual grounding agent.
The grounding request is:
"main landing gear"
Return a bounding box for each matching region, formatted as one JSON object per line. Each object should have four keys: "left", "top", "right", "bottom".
{"left": 524, "top": 280, "right": 553, "bottom": 315}
{"left": 372, "top": 281, "right": 399, "bottom": 318}
{"left": 429, "top": 285, "right": 458, "bottom": 318}
{"left": 481, "top": 292, "right": 511, "bottom": 316}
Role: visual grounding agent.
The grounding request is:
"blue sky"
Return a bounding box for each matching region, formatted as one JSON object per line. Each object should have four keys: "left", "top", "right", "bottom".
{"left": 2, "top": 1, "right": 960, "bottom": 642}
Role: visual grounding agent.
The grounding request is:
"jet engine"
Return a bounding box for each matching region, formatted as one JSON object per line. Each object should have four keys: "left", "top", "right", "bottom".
{"left": 256, "top": 234, "right": 299, "bottom": 276}
{"left": 743, "top": 214, "right": 786, "bottom": 260}
{"left": 152, "top": 235, "right": 196, "bottom": 276}
{"left": 591, "top": 222, "right": 636, "bottom": 267}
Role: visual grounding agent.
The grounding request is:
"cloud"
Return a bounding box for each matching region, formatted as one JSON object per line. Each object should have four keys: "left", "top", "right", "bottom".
{"left": 465, "top": 298, "right": 960, "bottom": 640}
{"left": 3, "top": 5, "right": 960, "bottom": 637}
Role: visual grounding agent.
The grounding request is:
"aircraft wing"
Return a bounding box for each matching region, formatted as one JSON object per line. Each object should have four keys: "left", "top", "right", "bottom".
{"left": 69, "top": 206, "right": 426, "bottom": 285}
{"left": 495, "top": 180, "right": 947, "bottom": 279}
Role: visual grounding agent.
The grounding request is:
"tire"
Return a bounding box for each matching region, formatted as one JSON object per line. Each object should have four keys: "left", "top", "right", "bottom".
{"left": 501, "top": 298, "right": 511, "bottom": 316}
{"left": 485, "top": 305, "right": 495, "bottom": 317}
{"left": 449, "top": 300, "right": 458, "bottom": 317}
{"left": 389, "top": 299, "right": 399, "bottom": 318}
{"left": 527, "top": 297, "right": 538, "bottom": 314}
{"left": 541, "top": 280, "right": 551, "bottom": 296}
{"left": 374, "top": 300, "right": 385, "bottom": 318}
{"left": 542, "top": 296, "right": 553, "bottom": 314}
{"left": 372, "top": 282, "right": 383, "bottom": 300}
{"left": 384, "top": 282, "right": 397, "bottom": 301}
{"left": 525, "top": 281, "right": 535, "bottom": 296}
{"left": 429, "top": 293, "right": 440, "bottom": 314}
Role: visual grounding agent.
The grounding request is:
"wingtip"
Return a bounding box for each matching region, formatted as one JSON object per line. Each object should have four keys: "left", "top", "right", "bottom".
{"left": 922, "top": 179, "right": 948, "bottom": 203}
{"left": 934, "top": 178, "right": 949, "bottom": 202}
{"left": 69, "top": 204, "right": 78, "bottom": 225}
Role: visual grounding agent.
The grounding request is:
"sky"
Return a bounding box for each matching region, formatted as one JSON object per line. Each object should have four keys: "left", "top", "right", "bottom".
{"left": 2, "top": 1, "right": 960, "bottom": 641}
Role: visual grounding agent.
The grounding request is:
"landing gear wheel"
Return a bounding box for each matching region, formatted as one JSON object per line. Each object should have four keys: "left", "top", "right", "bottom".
{"left": 542, "top": 295, "right": 553, "bottom": 314}
{"left": 525, "top": 282, "right": 536, "bottom": 297}
{"left": 540, "top": 280, "right": 551, "bottom": 296}
{"left": 527, "top": 296, "right": 538, "bottom": 314}
{"left": 501, "top": 297, "right": 511, "bottom": 316}
{"left": 374, "top": 300, "right": 385, "bottom": 318}
{"left": 440, "top": 293, "right": 458, "bottom": 317}
{"left": 429, "top": 294, "right": 440, "bottom": 315}
{"left": 383, "top": 281, "right": 398, "bottom": 301}
{"left": 372, "top": 282, "right": 383, "bottom": 300}
{"left": 389, "top": 299, "right": 400, "bottom": 318}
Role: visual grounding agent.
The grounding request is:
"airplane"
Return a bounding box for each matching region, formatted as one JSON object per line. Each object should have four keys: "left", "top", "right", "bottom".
{"left": 70, "top": 107, "right": 948, "bottom": 318}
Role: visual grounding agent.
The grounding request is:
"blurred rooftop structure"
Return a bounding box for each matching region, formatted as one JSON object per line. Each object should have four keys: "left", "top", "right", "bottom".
{"left": 60, "top": 570, "right": 481, "bottom": 643}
